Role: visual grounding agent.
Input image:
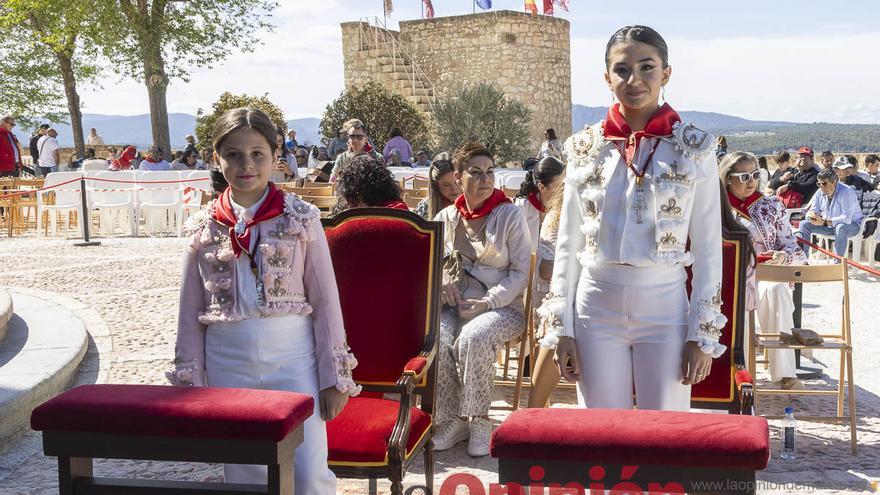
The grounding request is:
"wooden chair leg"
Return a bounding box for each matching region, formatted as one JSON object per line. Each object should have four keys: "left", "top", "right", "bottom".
{"left": 369, "top": 477, "right": 378, "bottom": 495}
{"left": 502, "top": 344, "right": 512, "bottom": 380}
{"left": 512, "top": 332, "right": 529, "bottom": 412}
{"left": 838, "top": 349, "right": 845, "bottom": 417}
{"left": 267, "top": 459, "right": 294, "bottom": 495}
{"left": 58, "top": 456, "right": 92, "bottom": 495}
{"left": 424, "top": 442, "right": 434, "bottom": 495}
{"left": 846, "top": 350, "right": 857, "bottom": 454}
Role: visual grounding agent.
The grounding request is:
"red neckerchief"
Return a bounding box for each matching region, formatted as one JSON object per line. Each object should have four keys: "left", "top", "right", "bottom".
{"left": 603, "top": 103, "right": 681, "bottom": 182}
{"left": 382, "top": 199, "right": 410, "bottom": 210}
{"left": 213, "top": 183, "right": 286, "bottom": 258}
{"left": 727, "top": 191, "right": 762, "bottom": 220}
{"left": 455, "top": 189, "right": 511, "bottom": 220}
{"left": 527, "top": 191, "right": 545, "bottom": 213}
{"left": 144, "top": 155, "right": 161, "bottom": 164}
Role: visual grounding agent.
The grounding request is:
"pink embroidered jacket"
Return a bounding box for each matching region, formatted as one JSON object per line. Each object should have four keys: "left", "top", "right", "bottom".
{"left": 168, "top": 192, "right": 360, "bottom": 396}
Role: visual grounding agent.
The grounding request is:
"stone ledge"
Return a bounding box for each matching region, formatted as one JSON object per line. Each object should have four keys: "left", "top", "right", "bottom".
{"left": 0, "top": 289, "right": 89, "bottom": 450}
{"left": 0, "top": 290, "right": 11, "bottom": 344}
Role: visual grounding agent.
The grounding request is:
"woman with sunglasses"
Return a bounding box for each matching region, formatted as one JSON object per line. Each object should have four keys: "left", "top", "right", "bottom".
{"left": 538, "top": 25, "right": 725, "bottom": 412}
{"left": 415, "top": 153, "right": 462, "bottom": 219}
{"left": 722, "top": 151, "right": 807, "bottom": 390}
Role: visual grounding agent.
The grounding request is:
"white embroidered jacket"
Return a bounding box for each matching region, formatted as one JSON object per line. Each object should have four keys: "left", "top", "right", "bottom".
{"left": 537, "top": 120, "right": 728, "bottom": 358}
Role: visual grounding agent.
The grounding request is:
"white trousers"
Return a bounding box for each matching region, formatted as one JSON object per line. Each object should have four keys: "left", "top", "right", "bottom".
{"left": 574, "top": 264, "right": 691, "bottom": 411}
{"left": 206, "top": 315, "right": 336, "bottom": 495}
{"left": 755, "top": 281, "right": 797, "bottom": 381}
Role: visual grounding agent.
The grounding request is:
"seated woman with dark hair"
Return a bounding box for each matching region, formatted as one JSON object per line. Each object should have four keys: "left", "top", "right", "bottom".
{"left": 514, "top": 156, "right": 565, "bottom": 253}
{"left": 333, "top": 153, "right": 408, "bottom": 212}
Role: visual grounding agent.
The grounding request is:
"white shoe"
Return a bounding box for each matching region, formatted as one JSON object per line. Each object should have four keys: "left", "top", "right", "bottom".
{"left": 467, "top": 417, "right": 491, "bottom": 457}
{"left": 433, "top": 418, "right": 469, "bottom": 451}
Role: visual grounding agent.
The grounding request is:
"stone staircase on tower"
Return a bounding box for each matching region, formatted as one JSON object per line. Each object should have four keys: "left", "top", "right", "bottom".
{"left": 357, "top": 19, "right": 436, "bottom": 114}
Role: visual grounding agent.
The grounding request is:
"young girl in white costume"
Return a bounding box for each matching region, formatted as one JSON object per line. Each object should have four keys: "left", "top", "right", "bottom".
{"left": 538, "top": 26, "right": 726, "bottom": 411}
{"left": 168, "top": 108, "right": 360, "bottom": 494}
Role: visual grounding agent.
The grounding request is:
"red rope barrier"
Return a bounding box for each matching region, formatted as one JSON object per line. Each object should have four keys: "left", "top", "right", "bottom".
{"left": 0, "top": 177, "right": 82, "bottom": 200}
{"left": 0, "top": 175, "right": 210, "bottom": 200}
{"left": 796, "top": 237, "right": 880, "bottom": 277}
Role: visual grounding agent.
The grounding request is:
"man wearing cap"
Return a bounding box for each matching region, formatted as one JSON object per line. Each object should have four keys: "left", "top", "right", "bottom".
{"left": 37, "top": 128, "right": 60, "bottom": 175}
{"left": 769, "top": 146, "right": 820, "bottom": 206}
{"left": 796, "top": 168, "right": 863, "bottom": 261}
{"left": 834, "top": 156, "right": 874, "bottom": 192}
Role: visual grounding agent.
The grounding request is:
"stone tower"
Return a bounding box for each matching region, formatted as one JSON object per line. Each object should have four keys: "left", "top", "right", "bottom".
{"left": 341, "top": 11, "right": 572, "bottom": 152}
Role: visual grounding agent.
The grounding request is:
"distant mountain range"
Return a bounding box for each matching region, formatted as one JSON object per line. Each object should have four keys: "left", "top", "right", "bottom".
{"left": 29, "top": 108, "right": 879, "bottom": 155}
{"left": 572, "top": 104, "right": 798, "bottom": 134}
{"left": 37, "top": 113, "right": 323, "bottom": 149}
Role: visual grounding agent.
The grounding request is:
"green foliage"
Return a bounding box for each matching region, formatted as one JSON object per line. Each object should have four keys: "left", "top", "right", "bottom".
{"left": 726, "top": 124, "right": 880, "bottom": 154}
{"left": 319, "top": 81, "right": 430, "bottom": 153}
{"left": 0, "top": 0, "right": 100, "bottom": 128}
{"left": 195, "top": 92, "right": 287, "bottom": 150}
{"left": 101, "top": 0, "right": 277, "bottom": 82}
{"left": 432, "top": 83, "right": 531, "bottom": 165}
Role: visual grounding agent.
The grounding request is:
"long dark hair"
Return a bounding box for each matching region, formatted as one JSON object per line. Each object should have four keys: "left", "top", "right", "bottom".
{"left": 212, "top": 108, "right": 277, "bottom": 155}
{"left": 605, "top": 25, "right": 669, "bottom": 68}
{"left": 517, "top": 156, "right": 565, "bottom": 198}
{"left": 718, "top": 179, "right": 756, "bottom": 268}
{"left": 427, "top": 153, "right": 455, "bottom": 219}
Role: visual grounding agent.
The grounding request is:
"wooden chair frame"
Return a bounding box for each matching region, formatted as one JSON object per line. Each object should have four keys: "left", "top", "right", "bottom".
{"left": 40, "top": 428, "right": 304, "bottom": 495}
{"left": 749, "top": 261, "right": 857, "bottom": 453}
{"left": 496, "top": 253, "right": 538, "bottom": 411}
{"left": 322, "top": 208, "right": 443, "bottom": 495}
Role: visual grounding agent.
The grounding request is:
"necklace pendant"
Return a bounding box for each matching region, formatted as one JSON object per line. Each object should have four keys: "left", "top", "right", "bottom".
{"left": 633, "top": 185, "right": 647, "bottom": 224}
{"left": 635, "top": 175, "right": 644, "bottom": 187}
{"left": 234, "top": 219, "right": 246, "bottom": 235}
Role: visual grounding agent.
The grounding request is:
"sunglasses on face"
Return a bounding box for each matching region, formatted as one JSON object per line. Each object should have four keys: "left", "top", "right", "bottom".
{"left": 729, "top": 170, "right": 761, "bottom": 184}
{"left": 348, "top": 134, "right": 366, "bottom": 141}
{"left": 818, "top": 181, "right": 834, "bottom": 187}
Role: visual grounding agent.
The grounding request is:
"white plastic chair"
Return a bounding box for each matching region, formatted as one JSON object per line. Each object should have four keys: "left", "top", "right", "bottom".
{"left": 813, "top": 216, "right": 876, "bottom": 262}
{"left": 501, "top": 171, "right": 528, "bottom": 189}
{"left": 81, "top": 159, "right": 110, "bottom": 171}
{"left": 177, "top": 170, "right": 212, "bottom": 236}
{"left": 138, "top": 171, "right": 184, "bottom": 235}
{"left": 89, "top": 171, "right": 139, "bottom": 236}
{"left": 37, "top": 172, "right": 85, "bottom": 236}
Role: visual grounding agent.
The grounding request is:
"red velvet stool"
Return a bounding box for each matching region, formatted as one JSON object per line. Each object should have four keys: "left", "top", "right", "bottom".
{"left": 30, "top": 384, "right": 314, "bottom": 495}
{"left": 490, "top": 408, "right": 770, "bottom": 495}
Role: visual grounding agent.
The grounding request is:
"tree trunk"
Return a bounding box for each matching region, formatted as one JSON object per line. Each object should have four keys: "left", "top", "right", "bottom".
{"left": 143, "top": 51, "right": 171, "bottom": 160}
{"left": 55, "top": 52, "right": 85, "bottom": 158}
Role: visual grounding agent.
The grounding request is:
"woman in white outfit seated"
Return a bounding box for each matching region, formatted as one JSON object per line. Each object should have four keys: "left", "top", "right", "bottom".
{"left": 722, "top": 151, "right": 807, "bottom": 390}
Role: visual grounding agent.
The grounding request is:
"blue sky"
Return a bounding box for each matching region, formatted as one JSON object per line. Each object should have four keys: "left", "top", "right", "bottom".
{"left": 78, "top": 0, "right": 880, "bottom": 124}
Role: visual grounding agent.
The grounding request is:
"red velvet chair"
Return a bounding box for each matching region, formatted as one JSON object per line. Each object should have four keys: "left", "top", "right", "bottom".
{"left": 690, "top": 230, "right": 755, "bottom": 415}
{"left": 322, "top": 207, "right": 442, "bottom": 495}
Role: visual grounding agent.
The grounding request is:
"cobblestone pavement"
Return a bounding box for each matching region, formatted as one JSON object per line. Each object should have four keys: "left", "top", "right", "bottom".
{"left": 0, "top": 236, "right": 877, "bottom": 494}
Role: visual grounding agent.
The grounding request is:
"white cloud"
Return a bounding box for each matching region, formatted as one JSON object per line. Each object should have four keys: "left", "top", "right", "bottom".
{"left": 80, "top": 10, "right": 880, "bottom": 124}
{"left": 570, "top": 32, "right": 880, "bottom": 124}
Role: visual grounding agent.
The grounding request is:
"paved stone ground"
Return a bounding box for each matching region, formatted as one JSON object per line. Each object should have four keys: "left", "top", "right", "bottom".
{"left": 0, "top": 235, "right": 878, "bottom": 494}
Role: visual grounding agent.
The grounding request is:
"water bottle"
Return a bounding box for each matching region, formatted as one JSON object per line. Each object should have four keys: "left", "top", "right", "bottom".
{"left": 781, "top": 406, "right": 796, "bottom": 460}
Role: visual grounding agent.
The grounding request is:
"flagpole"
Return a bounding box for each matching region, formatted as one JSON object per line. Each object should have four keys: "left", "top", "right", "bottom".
{"left": 383, "top": 0, "right": 387, "bottom": 26}
{"left": 473, "top": 0, "right": 476, "bottom": 13}
{"left": 421, "top": 0, "right": 424, "bottom": 18}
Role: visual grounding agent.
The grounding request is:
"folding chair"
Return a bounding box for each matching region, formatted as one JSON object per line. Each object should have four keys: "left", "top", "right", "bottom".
{"left": 750, "top": 261, "right": 857, "bottom": 453}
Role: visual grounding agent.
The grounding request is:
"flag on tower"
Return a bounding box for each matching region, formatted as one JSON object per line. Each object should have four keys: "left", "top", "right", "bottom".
{"left": 543, "top": 0, "right": 553, "bottom": 14}
{"left": 476, "top": 0, "right": 492, "bottom": 9}
{"left": 555, "top": 0, "right": 569, "bottom": 11}
{"left": 525, "top": 0, "right": 538, "bottom": 14}
{"left": 424, "top": 0, "right": 434, "bottom": 17}
{"left": 384, "top": 0, "right": 393, "bottom": 14}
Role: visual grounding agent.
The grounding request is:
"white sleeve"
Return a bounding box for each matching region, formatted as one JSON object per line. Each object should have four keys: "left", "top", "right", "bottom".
{"left": 686, "top": 153, "right": 727, "bottom": 358}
